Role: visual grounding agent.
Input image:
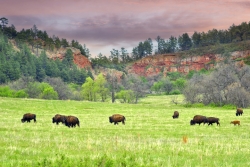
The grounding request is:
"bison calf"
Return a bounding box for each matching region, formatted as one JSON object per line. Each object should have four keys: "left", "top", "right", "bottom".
{"left": 230, "top": 120, "right": 240, "bottom": 126}
{"left": 172, "top": 111, "right": 179, "bottom": 119}
{"left": 21, "top": 113, "right": 36, "bottom": 123}
{"left": 205, "top": 117, "right": 220, "bottom": 126}
{"left": 109, "top": 114, "right": 126, "bottom": 125}
{"left": 65, "top": 115, "right": 80, "bottom": 128}
{"left": 190, "top": 115, "right": 207, "bottom": 125}
{"left": 52, "top": 114, "right": 67, "bottom": 125}
{"left": 236, "top": 108, "right": 243, "bottom": 116}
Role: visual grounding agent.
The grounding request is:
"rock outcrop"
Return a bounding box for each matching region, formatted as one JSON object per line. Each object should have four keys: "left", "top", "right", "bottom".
{"left": 49, "top": 47, "right": 92, "bottom": 69}
{"left": 127, "top": 50, "right": 250, "bottom": 76}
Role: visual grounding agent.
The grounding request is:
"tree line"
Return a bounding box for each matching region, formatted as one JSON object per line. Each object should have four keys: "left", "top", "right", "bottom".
{"left": 91, "top": 21, "right": 250, "bottom": 71}
{"left": 0, "top": 31, "right": 92, "bottom": 84}
{"left": 0, "top": 17, "right": 90, "bottom": 57}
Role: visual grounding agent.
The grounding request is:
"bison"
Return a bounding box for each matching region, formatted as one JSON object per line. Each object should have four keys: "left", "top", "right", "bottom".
{"left": 52, "top": 114, "right": 67, "bottom": 125}
{"left": 172, "top": 111, "right": 179, "bottom": 119}
{"left": 65, "top": 116, "right": 80, "bottom": 128}
{"left": 236, "top": 108, "right": 243, "bottom": 116}
{"left": 230, "top": 120, "right": 240, "bottom": 126}
{"left": 190, "top": 115, "right": 207, "bottom": 125}
{"left": 21, "top": 113, "right": 36, "bottom": 123}
{"left": 109, "top": 114, "right": 126, "bottom": 125}
{"left": 204, "top": 117, "right": 220, "bottom": 126}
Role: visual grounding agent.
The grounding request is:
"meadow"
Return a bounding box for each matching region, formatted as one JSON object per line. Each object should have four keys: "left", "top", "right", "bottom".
{"left": 0, "top": 95, "right": 249, "bottom": 167}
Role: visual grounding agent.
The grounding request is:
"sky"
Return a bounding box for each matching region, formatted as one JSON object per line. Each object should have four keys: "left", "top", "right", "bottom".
{"left": 1, "top": 0, "right": 250, "bottom": 57}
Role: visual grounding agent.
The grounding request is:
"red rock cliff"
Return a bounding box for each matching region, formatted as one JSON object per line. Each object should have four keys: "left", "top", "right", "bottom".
{"left": 48, "top": 47, "right": 92, "bottom": 69}
{"left": 127, "top": 50, "right": 250, "bottom": 76}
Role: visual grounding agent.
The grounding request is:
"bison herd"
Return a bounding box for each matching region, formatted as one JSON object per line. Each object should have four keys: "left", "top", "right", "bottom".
{"left": 21, "top": 113, "right": 127, "bottom": 128}
{"left": 52, "top": 114, "right": 80, "bottom": 128}
{"left": 21, "top": 108, "right": 243, "bottom": 127}
{"left": 175, "top": 108, "right": 243, "bottom": 126}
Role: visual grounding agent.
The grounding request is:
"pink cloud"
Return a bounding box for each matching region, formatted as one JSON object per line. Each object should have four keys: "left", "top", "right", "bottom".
{"left": 1, "top": 0, "right": 249, "bottom": 56}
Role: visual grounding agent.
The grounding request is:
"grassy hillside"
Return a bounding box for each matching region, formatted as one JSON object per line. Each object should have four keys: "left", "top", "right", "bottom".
{"left": 0, "top": 96, "right": 249, "bottom": 167}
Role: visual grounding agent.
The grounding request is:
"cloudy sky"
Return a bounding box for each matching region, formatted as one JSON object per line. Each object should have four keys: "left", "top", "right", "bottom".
{"left": 1, "top": 0, "right": 250, "bottom": 57}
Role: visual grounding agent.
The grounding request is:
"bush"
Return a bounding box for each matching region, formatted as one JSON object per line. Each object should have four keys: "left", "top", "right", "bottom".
{"left": 170, "top": 89, "right": 181, "bottom": 95}
{"left": 0, "top": 86, "right": 14, "bottom": 97}
{"left": 44, "top": 77, "right": 72, "bottom": 100}
{"left": 14, "top": 90, "right": 28, "bottom": 98}
{"left": 116, "top": 90, "right": 135, "bottom": 103}
{"left": 39, "top": 87, "right": 58, "bottom": 100}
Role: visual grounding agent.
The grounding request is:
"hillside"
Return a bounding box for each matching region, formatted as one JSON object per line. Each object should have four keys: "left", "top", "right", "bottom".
{"left": 127, "top": 50, "right": 250, "bottom": 77}
{"left": 9, "top": 37, "right": 250, "bottom": 79}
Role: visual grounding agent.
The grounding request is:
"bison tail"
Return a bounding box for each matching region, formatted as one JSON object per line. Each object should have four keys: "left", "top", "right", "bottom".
{"left": 123, "top": 116, "right": 126, "bottom": 121}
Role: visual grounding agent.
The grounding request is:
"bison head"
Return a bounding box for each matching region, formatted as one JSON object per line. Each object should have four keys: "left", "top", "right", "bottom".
{"left": 109, "top": 116, "right": 113, "bottom": 123}
{"left": 190, "top": 120, "right": 195, "bottom": 125}
{"left": 21, "top": 119, "right": 25, "bottom": 123}
{"left": 52, "top": 117, "right": 55, "bottom": 123}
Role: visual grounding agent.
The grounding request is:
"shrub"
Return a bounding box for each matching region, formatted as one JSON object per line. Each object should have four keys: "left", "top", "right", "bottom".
{"left": 44, "top": 77, "right": 72, "bottom": 100}
{"left": 39, "top": 87, "right": 58, "bottom": 100}
{"left": 14, "top": 90, "right": 28, "bottom": 98}
{"left": 0, "top": 86, "right": 14, "bottom": 97}
{"left": 116, "top": 90, "right": 135, "bottom": 103}
{"left": 170, "top": 89, "right": 181, "bottom": 95}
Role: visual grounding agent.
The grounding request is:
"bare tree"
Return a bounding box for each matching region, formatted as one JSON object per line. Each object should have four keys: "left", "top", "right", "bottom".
{"left": 106, "top": 70, "right": 119, "bottom": 103}
{"left": 184, "top": 63, "right": 250, "bottom": 107}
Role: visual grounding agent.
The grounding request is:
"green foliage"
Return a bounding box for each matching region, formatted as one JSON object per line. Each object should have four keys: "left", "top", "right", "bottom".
{"left": 167, "top": 72, "right": 183, "bottom": 81}
{"left": 14, "top": 90, "right": 28, "bottom": 98}
{"left": 172, "top": 78, "right": 186, "bottom": 91}
{"left": 0, "top": 86, "right": 14, "bottom": 97}
{"left": 116, "top": 90, "right": 135, "bottom": 103}
{"left": 82, "top": 77, "right": 95, "bottom": 101}
{"left": 94, "top": 73, "right": 109, "bottom": 102}
{"left": 25, "top": 82, "right": 57, "bottom": 99}
{"left": 170, "top": 89, "right": 181, "bottom": 95}
{"left": 151, "top": 81, "right": 163, "bottom": 93}
{"left": 39, "top": 87, "right": 58, "bottom": 100}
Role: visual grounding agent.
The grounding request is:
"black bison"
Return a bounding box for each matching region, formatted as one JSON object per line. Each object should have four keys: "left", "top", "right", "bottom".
{"left": 230, "top": 120, "right": 240, "bottom": 126}
{"left": 204, "top": 117, "right": 220, "bottom": 126}
{"left": 109, "top": 114, "right": 126, "bottom": 125}
{"left": 21, "top": 113, "right": 36, "bottom": 123}
{"left": 236, "top": 108, "right": 243, "bottom": 116}
{"left": 52, "top": 114, "right": 67, "bottom": 125}
{"left": 190, "top": 115, "right": 207, "bottom": 125}
{"left": 65, "top": 116, "right": 80, "bottom": 128}
{"left": 172, "top": 111, "right": 179, "bottom": 119}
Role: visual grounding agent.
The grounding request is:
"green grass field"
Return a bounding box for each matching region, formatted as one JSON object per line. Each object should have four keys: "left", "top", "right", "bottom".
{"left": 0, "top": 95, "right": 249, "bottom": 167}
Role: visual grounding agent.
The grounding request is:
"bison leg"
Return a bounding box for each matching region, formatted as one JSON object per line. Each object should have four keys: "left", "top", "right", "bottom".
{"left": 122, "top": 121, "right": 125, "bottom": 125}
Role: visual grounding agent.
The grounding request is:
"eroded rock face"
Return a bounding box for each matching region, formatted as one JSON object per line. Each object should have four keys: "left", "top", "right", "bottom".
{"left": 127, "top": 51, "right": 250, "bottom": 76}
{"left": 49, "top": 47, "right": 92, "bottom": 69}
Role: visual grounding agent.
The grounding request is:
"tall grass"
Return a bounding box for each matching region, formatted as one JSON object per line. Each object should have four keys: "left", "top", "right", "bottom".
{"left": 0, "top": 95, "right": 249, "bottom": 167}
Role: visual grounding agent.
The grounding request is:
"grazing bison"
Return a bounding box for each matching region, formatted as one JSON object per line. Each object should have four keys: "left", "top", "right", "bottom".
{"left": 230, "top": 120, "right": 240, "bottom": 126}
{"left": 236, "top": 108, "right": 243, "bottom": 116}
{"left": 21, "top": 113, "right": 36, "bottom": 123}
{"left": 172, "top": 111, "right": 179, "bottom": 119}
{"left": 65, "top": 116, "right": 80, "bottom": 128}
{"left": 52, "top": 114, "right": 67, "bottom": 125}
{"left": 205, "top": 117, "right": 220, "bottom": 126}
{"left": 109, "top": 114, "right": 126, "bottom": 125}
{"left": 190, "top": 115, "right": 207, "bottom": 125}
